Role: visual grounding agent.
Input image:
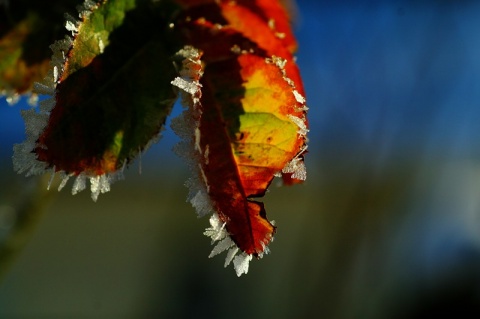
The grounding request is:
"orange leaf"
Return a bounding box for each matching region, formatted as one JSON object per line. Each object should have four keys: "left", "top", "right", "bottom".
{"left": 172, "top": 0, "right": 307, "bottom": 275}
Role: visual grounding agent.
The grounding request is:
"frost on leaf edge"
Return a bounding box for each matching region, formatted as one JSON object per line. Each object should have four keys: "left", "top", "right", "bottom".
{"left": 11, "top": 0, "right": 126, "bottom": 202}
{"left": 171, "top": 46, "right": 262, "bottom": 277}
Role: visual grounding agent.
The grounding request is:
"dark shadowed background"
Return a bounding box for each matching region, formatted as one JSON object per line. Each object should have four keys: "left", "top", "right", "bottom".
{"left": 1, "top": 0, "right": 480, "bottom": 318}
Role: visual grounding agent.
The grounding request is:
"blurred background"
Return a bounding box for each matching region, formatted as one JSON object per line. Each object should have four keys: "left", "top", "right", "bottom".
{"left": 1, "top": 0, "right": 480, "bottom": 318}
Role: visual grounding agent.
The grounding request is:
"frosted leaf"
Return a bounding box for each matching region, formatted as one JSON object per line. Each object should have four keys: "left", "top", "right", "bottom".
{"left": 72, "top": 173, "right": 87, "bottom": 195}
{"left": 233, "top": 253, "right": 253, "bottom": 276}
{"left": 209, "top": 236, "right": 235, "bottom": 258}
{"left": 172, "top": 45, "right": 263, "bottom": 275}
{"left": 224, "top": 247, "right": 239, "bottom": 267}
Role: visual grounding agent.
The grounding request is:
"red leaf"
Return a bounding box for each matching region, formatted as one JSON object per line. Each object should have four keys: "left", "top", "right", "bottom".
{"left": 172, "top": 0, "right": 308, "bottom": 275}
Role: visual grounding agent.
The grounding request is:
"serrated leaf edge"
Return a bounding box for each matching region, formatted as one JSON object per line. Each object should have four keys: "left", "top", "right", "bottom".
{"left": 171, "top": 45, "right": 266, "bottom": 276}
{"left": 11, "top": 0, "right": 124, "bottom": 202}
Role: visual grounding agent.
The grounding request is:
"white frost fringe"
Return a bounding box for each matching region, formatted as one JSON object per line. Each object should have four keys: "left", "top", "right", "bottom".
{"left": 266, "top": 55, "right": 309, "bottom": 182}
{"left": 170, "top": 46, "right": 254, "bottom": 276}
{"left": 204, "top": 213, "right": 253, "bottom": 276}
{"left": 11, "top": 1, "right": 121, "bottom": 202}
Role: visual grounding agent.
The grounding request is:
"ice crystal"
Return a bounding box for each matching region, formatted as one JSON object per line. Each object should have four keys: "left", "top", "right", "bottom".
{"left": 293, "top": 89, "right": 306, "bottom": 104}
{"left": 232, "top": 253, "right": 253, "bottom": 276}
{"left": 204, "top": 213, "right": 254, "bottom": 276}
{"left": 58, "top": 174, "right": 71, "bottom": 191}
{"left": 72, "top": 173, "right": 87, "bottom": 195}
{"left": 282, "top": 145, "right": 308, "bottom": 181}
{"left": 287, "top": 114, "right": 309, "bottom": 137}
{"left": 171, "top": 77, "right": 200, "bottom": 96}
{"left": 89, "top": 175, "right": 112, "bottom": 202}
{"left": 282, "top": 157, "right": 307, "bottom": 180}
{"left": 208, "top": 236, "right": 235, "bottom": 258}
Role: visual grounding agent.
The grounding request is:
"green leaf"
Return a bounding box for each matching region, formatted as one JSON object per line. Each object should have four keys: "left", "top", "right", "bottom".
{"left": 14, "top": 0, "right": 181, "bottom": 200}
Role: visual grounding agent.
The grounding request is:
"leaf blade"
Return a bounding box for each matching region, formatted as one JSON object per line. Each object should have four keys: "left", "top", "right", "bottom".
{"left": 14, "top": 0, "right": 180, "bottom": 199}
{"left": 172, "top": 0, "right": 308, "bottom": 273}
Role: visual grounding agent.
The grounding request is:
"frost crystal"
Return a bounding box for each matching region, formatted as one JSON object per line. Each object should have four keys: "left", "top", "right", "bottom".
{"left": 233, "top": 253, "right": 253, "bottom": 276}
{"left": 282, "top": 145, "right": 308, "bottom": 181}
{"left": 224, "top": 247, "right": 239, "bottom": 267}
{"left": 58, "top": 174, "right": 71, "bottom": 191}
{"left": 46, "top": 167, "right": 56, "bottom": 190}
{"left": 282, "top": 157, "right": 307, "bottom": 180}
{"left": 171, "top": 77, "right": 201, "bottom": 96}
{"left": 208, "top": 237, "right": 235, "bottom": 258}
{"left": 72, "top": 173, "right": 87, "bottom": 195}
{"left": 203, "top": 213, "right": 255, "bottom": 276}
{"left": 65, "top": 20, "right": 78, "bottom": 34}
{"left": 204, "top": 213, "right": 227, "bottom": 242}
{"left": 287, "top": 114, "right": 309, "bottom": 137}
{"left": 293, "top": 89, "right": 306, "bottom": 104}
{"left": 90, "top": 175, "right": 111, "bottom": 202}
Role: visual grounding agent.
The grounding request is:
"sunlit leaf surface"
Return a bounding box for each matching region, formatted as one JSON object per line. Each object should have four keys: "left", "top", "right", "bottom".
{"left": 12, "top": 0, "right": 308, "bottom": 275}
{"left": 172, "top": 0, "right": 307, "bottom": 275}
